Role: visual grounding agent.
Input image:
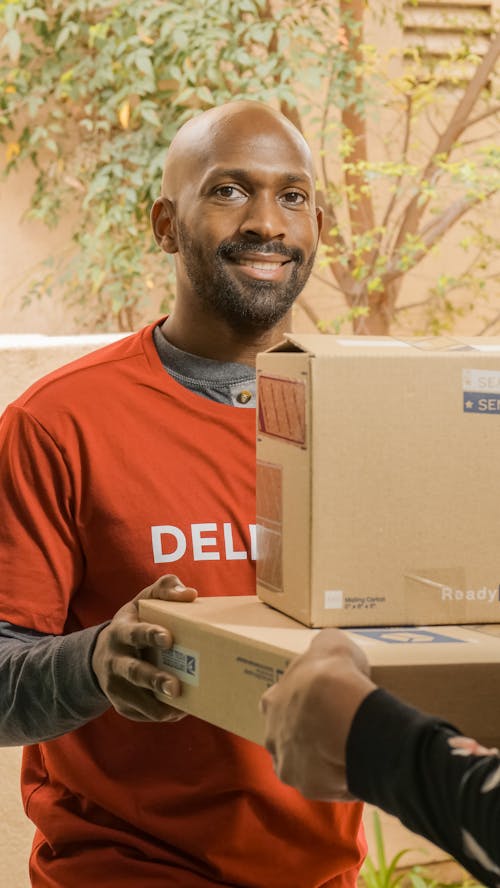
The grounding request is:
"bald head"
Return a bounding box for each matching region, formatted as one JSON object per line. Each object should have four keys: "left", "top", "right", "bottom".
{"left": 151, "top": 99, "right": 322, "bottom": 345}
{"left": 161, "top": 101, "right": 315, "bottom": 201}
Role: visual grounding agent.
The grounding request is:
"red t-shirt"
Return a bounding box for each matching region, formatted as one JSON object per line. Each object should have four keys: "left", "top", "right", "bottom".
{"left": 0, "top": 321, "right": 365, "bottom": 887}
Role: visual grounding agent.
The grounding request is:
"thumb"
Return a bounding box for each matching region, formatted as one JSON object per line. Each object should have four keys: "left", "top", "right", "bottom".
{"left": 136, "top": 574, "right": 198, "bottom": 603}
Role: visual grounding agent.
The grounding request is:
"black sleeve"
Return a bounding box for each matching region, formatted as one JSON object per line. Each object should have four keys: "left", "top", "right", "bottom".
{"left": 0, "top": 621, "right": 110, "bottom": 746}
{"left": 346, "top": 688, "right": 500, "bottom": 888}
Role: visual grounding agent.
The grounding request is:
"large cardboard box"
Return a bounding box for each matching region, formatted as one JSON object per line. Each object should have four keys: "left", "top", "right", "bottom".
{"left": 139, "top": 596, "right": 500, "bottom": 749}
{"left": 256, "top": 334, "right": 500, "bottom": 627}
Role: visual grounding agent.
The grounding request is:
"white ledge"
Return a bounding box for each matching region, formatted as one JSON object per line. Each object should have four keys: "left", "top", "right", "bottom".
{"left": 0, "top": 333, "right": 129, "bottom": 349}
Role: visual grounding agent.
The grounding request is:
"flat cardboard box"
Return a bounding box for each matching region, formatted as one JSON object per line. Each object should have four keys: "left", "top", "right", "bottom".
{"left": 139, "top": 596, "right": 500, "bottom": 748}
{"left": 256, "top": 334, "right": 500, "bottom": 627}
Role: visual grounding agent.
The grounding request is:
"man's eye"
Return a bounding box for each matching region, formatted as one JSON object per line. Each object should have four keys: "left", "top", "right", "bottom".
{"left": 214, "top": 185, "right": 244, "bottom": 200}
{"left": 282, "top": 191, "right": 306, "bottom": 205}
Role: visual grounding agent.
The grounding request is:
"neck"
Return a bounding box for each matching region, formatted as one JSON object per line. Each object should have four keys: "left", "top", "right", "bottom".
{"left": 160, "top": 308, "right": 292, "bottom": 367}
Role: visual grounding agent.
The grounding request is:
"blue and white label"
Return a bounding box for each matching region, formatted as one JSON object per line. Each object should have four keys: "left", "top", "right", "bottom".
{"left": 349, "top": 627, "right": 465, "bottom": 644}
{"left": 160, "top": 644, "right": 199, "bottom": 686}
{"left": 463, "top": 369, "right": 500, "bottom": 413}
{"left": 464, "top": 393, "right": 500, "bottom": 414}
{"left": 463, "top": 369, "right": 500, "bottom": 393}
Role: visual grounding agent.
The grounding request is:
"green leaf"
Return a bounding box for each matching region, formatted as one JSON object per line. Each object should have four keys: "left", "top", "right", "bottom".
{"left": 140, "top": 105, "right": 160, "bottom": 126}
{"left": 25, "top": 8, "right": 48, "bottom": 22}
{"left": 171, "top": 28, "right": 189, "bottom": 50}
{"left": 135, "top": 51, "right": 154, "bottom": 78}
{"left": 3, "top": 5, "right": 18, "bottom": 30}
{"left": 2, "top": 29, "right": 22, "bottom": 63}
{"left": 55, "top": 26, "right": 75, "bottom": 52}
{"left": 197, "top": 85, "right": 214, "bottom": 104}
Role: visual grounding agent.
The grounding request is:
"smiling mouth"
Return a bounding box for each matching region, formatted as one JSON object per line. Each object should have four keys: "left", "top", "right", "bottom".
{"left": 227, "top": 253, "right": 294, "bottom": 281}
{"left": 236, "top": 259, "right": 290, "bottom": 271}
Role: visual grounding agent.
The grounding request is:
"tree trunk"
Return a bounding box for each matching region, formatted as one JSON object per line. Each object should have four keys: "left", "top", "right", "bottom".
{"left": 339, "top": 0, "right": 375, "bottom": 238}
{"left": 353, "top": 302, "right": 391, "bottom": 335}
{"left": 349, "top": 279, "right": 403, "bottom": 335}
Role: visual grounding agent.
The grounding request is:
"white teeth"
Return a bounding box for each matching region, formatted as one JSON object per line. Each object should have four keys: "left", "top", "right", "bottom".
{"left": 237, "top": 260, "right": 283, "bottom": 270}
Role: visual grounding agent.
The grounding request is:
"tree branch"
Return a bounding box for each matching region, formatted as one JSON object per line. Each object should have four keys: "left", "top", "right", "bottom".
{"left": 392, "top": 30, "right": 500, "bottom": 255}
{"left": 380, "top": 96, "right": 413, "bottom": 233}
{"left": 462, "top": 103, "right": 500, "bottom": 131}
{"left": 419, "top": 191, "right": 496, "bottom": 248}
{"left": 296, "top": 293, "right": 322, "bottom": 328}
{"left": 339, "top": 0, "right": 375, "bottom": 237}
{"left": 384, "top": 189, "right": 497, "bottom": 285}
{"left": 479, "top": 303, "right": 500, "bottom": 335}
{"left": 394, "top": 296, "right": 432, "bottom": 314}
{"left": 369, "top": 94, "right": 414, "bottom": 270}
{"left": 263, "top": 0, "right": 304, "bottom": 133}
{"left": 311, "top": 270, "right": 344, "bottom": 295}
{"left": 459, "top": 133, "right": 500, "bottom": 148}
{"left": 320, "top": 64, "right": 336, "bottom": 196}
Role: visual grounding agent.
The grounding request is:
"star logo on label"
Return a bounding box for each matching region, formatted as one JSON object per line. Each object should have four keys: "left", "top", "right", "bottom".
{"left": 465, "top": 400, "right": 474, "bottom": 409}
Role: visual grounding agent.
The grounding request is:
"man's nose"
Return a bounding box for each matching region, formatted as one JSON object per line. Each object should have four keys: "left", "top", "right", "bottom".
{"left": 239, "top": 193, "right": 286, "bottom": 241}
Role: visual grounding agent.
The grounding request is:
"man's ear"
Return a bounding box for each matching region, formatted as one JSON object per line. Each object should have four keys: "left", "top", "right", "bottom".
{"left": 151, "top": 197, "right": 178, "bottom": 254}
{"left": 316, "top": 204, "right": 324, "bottom": 241}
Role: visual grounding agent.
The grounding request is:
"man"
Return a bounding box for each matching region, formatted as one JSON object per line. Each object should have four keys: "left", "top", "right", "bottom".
{"left": 261, "top": 629, "right": 500, "bottom": 888}
{"left": 0, "top": 102, "right": 366, "bottom": 887}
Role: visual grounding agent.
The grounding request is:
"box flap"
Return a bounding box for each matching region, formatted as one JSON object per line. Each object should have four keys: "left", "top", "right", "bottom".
{"left": 263, "top": 333, "right": 420, "bottom": 357}
{"left": 263, "top": 333, "right": 349, "bottom": 356}
{"left": 262, "top": 333, "right": 500, "bottom": 358}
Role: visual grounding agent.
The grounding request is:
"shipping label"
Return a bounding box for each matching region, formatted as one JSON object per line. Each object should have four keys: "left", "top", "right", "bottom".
{"left": 349, "top": 627, "right": 466, "bottom": 644}
{"left": 463, "top": 369, "right": 500, "bottom": 414}
{"left": 160, "top": 644, "right": 199, "bottom": 686}
{"left": 258, "top": 374, "right": 307, "bottom": 446}
{"left": 235, "top": 655, "right": 286, "bottom": 687}
{"left": 324, "top": 590, "right": 387, "bottom": 611}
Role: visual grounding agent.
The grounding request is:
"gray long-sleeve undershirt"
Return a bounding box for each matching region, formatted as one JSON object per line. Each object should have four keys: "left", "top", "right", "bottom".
{"left": 0, "top": 622, "right": 110, "bottom": 745}
{"left": 0, "top": 327, "right": 256, "bottom": 746}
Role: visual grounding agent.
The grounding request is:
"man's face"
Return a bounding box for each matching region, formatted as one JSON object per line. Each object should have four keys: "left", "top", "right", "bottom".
{"left": 168, "top": 115, "right": 322, "bottom": 334}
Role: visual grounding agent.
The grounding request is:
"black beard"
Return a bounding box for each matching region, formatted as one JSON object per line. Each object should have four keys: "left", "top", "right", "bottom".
{"left": 177, "top": 226, "right": 315, "bottom": 335}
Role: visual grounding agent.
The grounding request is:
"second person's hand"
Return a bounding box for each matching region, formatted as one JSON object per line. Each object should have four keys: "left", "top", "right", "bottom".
{"left": 260, "top": 629, "right": 375, "bottom": 800}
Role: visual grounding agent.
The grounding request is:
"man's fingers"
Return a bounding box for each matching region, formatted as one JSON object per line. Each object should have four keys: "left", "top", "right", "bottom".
{"left": 107, "top": 617, "right": 174, "bottom": 651}
{"left": 110, "top": 682, "right": 186, "bottom": 722}
{"left": 131, "top": 621, "right": 173, "bottom": 650}
{"left": 92, "top": 576, "right": 197, "bottom": 723}
{"left": 121, "top": 700, "right": 186, "bottom": 723}
{"left": 112, "top": 654, "right": 180, "bottom": 696}
{"left": 138, "top": 574, "right": 198, "bottom": 603}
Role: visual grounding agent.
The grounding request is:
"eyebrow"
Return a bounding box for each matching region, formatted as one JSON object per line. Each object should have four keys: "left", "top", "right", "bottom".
{"left": 202, "top": 168, "right": 311, "bottom": 187}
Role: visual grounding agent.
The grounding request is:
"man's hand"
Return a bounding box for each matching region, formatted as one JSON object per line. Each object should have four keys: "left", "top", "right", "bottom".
{"left": 92, "top": 574, "right": 197, "bottom": 723}
{"left": 260, "top": 629, "right": 375, "bottom": 801}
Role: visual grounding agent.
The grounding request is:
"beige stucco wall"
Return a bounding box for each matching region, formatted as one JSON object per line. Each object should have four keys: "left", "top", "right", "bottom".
{"left": 0, "top": 165, "right": 78, "bottom": 335}
{"left": 0, "top": 336, "right": 125, "bottom": 888}
{"left": 0, "top": 747, "right": 32, "bottom": 888}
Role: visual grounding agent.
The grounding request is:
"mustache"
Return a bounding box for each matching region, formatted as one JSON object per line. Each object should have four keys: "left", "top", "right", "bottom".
{"left": 216, "top": 240, "right": 303, "bottom": 263}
